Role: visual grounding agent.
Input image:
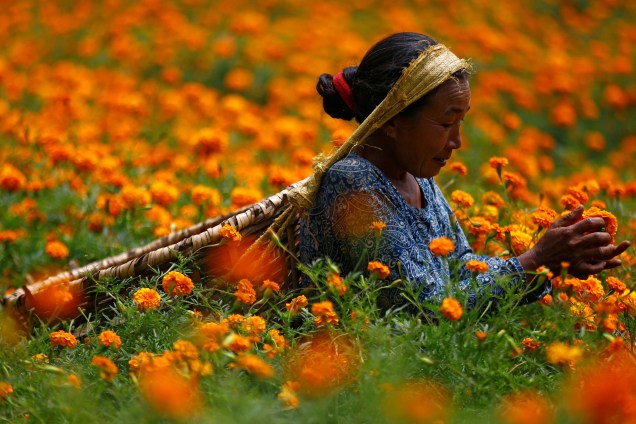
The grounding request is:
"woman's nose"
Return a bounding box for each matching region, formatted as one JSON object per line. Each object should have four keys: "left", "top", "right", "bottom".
{"left": 448, "top": 125, "right": 462, "bottom": 149}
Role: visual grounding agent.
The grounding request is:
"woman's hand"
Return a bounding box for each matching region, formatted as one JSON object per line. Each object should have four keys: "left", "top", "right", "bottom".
{"left": 518, "top": 205, "right": 631, "bottom": 278}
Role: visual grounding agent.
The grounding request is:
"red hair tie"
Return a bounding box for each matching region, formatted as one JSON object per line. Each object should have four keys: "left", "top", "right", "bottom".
{"left": 333, "top": 72, "right": 356, "bottom": 113}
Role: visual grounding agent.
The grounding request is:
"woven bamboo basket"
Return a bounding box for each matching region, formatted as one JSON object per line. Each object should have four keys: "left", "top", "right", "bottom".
{"left": 1, "top": 179, "right": 306, "bottom": 323}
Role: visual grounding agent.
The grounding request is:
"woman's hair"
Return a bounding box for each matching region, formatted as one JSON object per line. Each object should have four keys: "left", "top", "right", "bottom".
{"left": 317, "top": 32, "right": 468, "bottom": 123}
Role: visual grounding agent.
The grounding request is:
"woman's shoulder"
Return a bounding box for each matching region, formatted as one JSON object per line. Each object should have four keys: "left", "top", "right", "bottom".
{"left": 323, "top": 153, "right": 384, "bottom": 189}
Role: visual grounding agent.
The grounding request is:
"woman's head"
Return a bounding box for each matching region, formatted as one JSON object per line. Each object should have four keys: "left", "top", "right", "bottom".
{"left": 317, "top": 32, "right": 470, "bottom": 123}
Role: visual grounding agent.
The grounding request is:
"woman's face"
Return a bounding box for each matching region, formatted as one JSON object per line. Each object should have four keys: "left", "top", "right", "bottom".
{"left": 387, "top": 78, "right": 471, "bottom": 179}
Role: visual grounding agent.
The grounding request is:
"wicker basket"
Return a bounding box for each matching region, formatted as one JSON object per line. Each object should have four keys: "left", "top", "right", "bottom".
{"left": 1, "top": 179, "right": 305, "bottom": 322}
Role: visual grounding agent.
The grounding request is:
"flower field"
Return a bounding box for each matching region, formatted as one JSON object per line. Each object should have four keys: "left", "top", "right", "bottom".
{"left": 1, "top": 0, "right": 636, "bottom": 422}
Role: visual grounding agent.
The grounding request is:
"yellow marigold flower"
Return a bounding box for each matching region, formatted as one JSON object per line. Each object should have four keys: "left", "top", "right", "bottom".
{"left": 67, "top": 374, "right": 81, "bottom": 389}
{"left": 226, "top": 314, "right": 244, "bottom": 327}
{"left": 261, "top": 279, "right": 280, "bottom": 292}
{"left": 220, "top": 223, "right": 242, "bottom": 242}
{"left": 582, "top": 206, "right": 618, "bottom": 243}
{"left": 368, "top": 261, "right": 391, "bottom": 279}
{"left": 429, "top": 237, "right": 455, "bottom": 257}
{"left": 440, "top": 297, "right": 463, "bottom": 321}
{"left": 546, "top": 342, "right": 583, "bottom": 368}
{"left": 489, "top": 157, "right": 509, "bottom": 169}
{"left": 139, "top": 367, "right": 202, "bottom": 420}
{"left": 31, "top": 353, "right": 49, "bottom": 363}
{"left": 327, "top": 272, "right": 347, "bottom": 296}
{"left": 0, "top": 382, "right": 13, "bottom": 402}
{"left": 278, "top": 381, "right": 300, "bottom": 409}
{"left": 98, "top": 330, "right": 122, "bottom": 350}
{"left": 521, "top": 337, "right": 541, "bottom": 352}
{"left": 234, "top": 279, "right": 256, "bottom": 305}
{"left": 451, "top": 190, "right": 475, "bottom": 208}
{"left": 133, "top": 288, "right": 161, "bottom": 312}
{"left": 161, "top": 271, "right": 194, "bottom": 297}
{"left": 465, "top": 260, "right": 489, "bottom": 274}
{"left": 91, "top": 355, "right": 118, "bottom": 382}
{"left": 369, "top": 221, "right": 387, "bottom": 232}
{"left": 531, "top": 206, "right": 558, "bottom": 229}
{"left": 448, "top": 162, "right": 468, "bottom": 176}
{"left": 311, "top": 301, "right": 339, "bottom": 327}
{"left": 286, "top": 295, "right": 308, "bottom": 315}
{"left": 50, "top": 330, "right": 78, "bottom": 348}
{"left": 241, "top": 316, "right": 267, "bottom": 335}
{"left": 45, "top": 240, "right": 69, "bottom": 260}
{"left": 231, "top": 354, "right": 274, "bottom": 379}
{"left": 510, "top": 229, "right": 533, "bottom": 254}
{"left": 173, "top": 340, "right": 199, "bottom": 361}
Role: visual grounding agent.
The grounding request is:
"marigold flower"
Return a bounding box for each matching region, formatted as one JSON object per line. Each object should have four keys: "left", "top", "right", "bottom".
{"left": 429, "top": 237, "right": 455, "bottom": 257}
{"left": 133, "top": 288, "right": 161, "bottom": 311}
{"left": 0, "top": 382, "right": 13, "bottom": 402}
{"left": 241, "top": 315, "right": 267, "bottom": 335}
{"left": 498, "top": 390, "right": 554, "bottom": 424}
{"left": 451, "top": 190, "right": 475, "bottom": 208}
{"left": 311, "top": 300, "right": 339, "bottom": 327}
{"left": 225, "top": 333, "right": 253, "bottom": 352}
{"left": 149, "top": 181, "right": 179, "bottom": 206}
{"left": 475, "top": 331, "right": 488, "bottom": 342}
{"left": 606, "top": 276, "right": 627, "bottom": 294}
{"left": 510, "top": 229, "right": 533, "bottom": 254}
{"left": 98, "top": 330, "right": 122, "bottom": 350}
{"left": 326, "top": 272, "right": 347, "bottom": 296}
{"left": 540, "top": 294, "right": 553, "bottom": 306}
{"left": 489, "top": 157, "right": 509, "bottom": 169}
{"left": 66, "top": 374, "right": 81, "bottom": 389}
{"left": 286, "top": 295, "right": 308, "bottom": 315}
{"left": 220, "top": 223, "right": 242, "bottom": 242}
{"left": 546, "top": 342, "right": 583, "bottom": 368}
{"left": 234, "top": 279, "right": 256, "bottom": 305}
{"left": 465, "top": 260, "right": 489, "bottom": 274}
{"left": 531, "top": 206, "right": 558, "bottom": 229}
{"left": 191, "top": 185, "right": 221, "bottom": 206}
{"left": 45, "top": 240, "right": 69, "bottom": 260}
{"left": 91, "top": 355, "right": 118, "bottom": 382}
{"left": 261, "top": 279, "right": 280, "bottom": 292}
{"left": 368, "top": 261, "right": 391, "bottom": 279}
{"left": 161, "top": 271, "right": 194, "bottom": 297}
{"left": 139, "top": 367, "right": 202, "bottom": 420}
{"left": 278, "top": 380, "right": 300, "bottom": 408}
{"left": 440, "top": 297, "right": 463, "bottom": 321}
{"left": 448, "top": 162, "right": 468, "bottom": 176}
{"left": 482, "top": 191, "right": 505, "bottom": 208}
{"left": 521, "top": 337, "right": 541, "bottom": 352}
{"left": 231, "top": 354, "right": 274, "bottom": 379}
{"left": 0, "top": 164, "right": 26, "bottom": 191}
{"left": 582, "top": 207, "right": 618, "bottom": 243}
{"left": 369, "top": 221, "right": 386, "bottom": 232}
{"left": 50, "top": 330, "right": 78, "bottom": 348}
{"left": 382, "top": 380, "right": 451, "bottom": 424}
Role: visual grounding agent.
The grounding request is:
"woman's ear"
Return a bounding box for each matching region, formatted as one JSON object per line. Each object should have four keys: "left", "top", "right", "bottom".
{"left": 380, "top": 117, "right": 398, "bottom": 140}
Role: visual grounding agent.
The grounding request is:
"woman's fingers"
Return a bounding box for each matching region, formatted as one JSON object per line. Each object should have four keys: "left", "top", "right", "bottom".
{"left": 570, "top": 217, "right": 607, "bottom": 234}
{"left": 551, "top": 205, "right": 584, "bottom": 228}
{"left": 577, "top": 231, "right": 612, "bottom": 248}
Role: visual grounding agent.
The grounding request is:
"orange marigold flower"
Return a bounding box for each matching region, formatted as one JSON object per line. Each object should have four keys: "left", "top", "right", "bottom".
{"left": 67, "top": 374, "right": 81, "bottom": 389}
{"left": 482, "top": 191, "right": 505, "bottom": 208}
{"left": 241, "top": 316, "right": 267, "bottom": 335}
{"left": 133, "top": 288, "right": 161, "bottom": 312}
{"left": 498, "top": 391, "right": 554, "bottom": 424}
{"left": 149, "top": 181, "right": 179, "bottom": 206}
{"left": 546, "top": 342, "right": 583, "bottom": 368}
{"left": 560, "top": 194, "right": 582, "bottom": 210}
{"left": 368, "top": 261, "right": 391, "bottom": 279}
{"left": 220, "top": 223, "right": 242, "bottom": 242}
{"left": 440, "top": 297, "right": 463, "bottom": 321}
{"left": 286, "top": 295, "right": 308, "bottom": 315}
{"left": 191, "top": 185, "right": 221, "bottom": 206}
{"left": 311, "top": 300, "right": 339, "bottom": 327}
{"left": 369, "top": 221, "right": 387, "bottom": 232}
{"left": 521, "top": 337, "right": 541, "bottom": 352}
{"left": 234, "top": 279, "right": 256, "bottom": 305}
{"left": 532, "top": 206, "right": 558, "bottom": 229}
{"left": 475, "top": 331, "right": 488, "bottom": 342}
{"left": 45, "top": 240, "right": 69, "bottom": 260}
{"left": 451, "top": 190, "right": 474, "bottom": 208}
{"left": 448, "top": 162, "right": 468, "bottom": 176}
{"left": 231, "top": 354, "right": 274, "bottom": 379}
{"left": 489, "top": 157, "right": 509, "bottom": 169}
{"left": 139, "top": 367, "right": 202, "bottom": 420}
{"left": 91, "top": 355, "right": 118, "bottom": 382}
{"left": 98, "top": 330, "right": 122, "bottom": 350}
{"left": 0, "top": 382, "right": 13, "bottom": 402}
{"left": 50, "top": 330, "right": 78, "bottom": 348}
{"left": 326, "top": 272, "right": 347, "bottom": 296}
{"left": 0, "top": 164, "right": 26, "bottom": 191}
{"left": 261, "top": 279, "right": 280, "bottom": 292}
{"left": 429, "top": 237, "right": 455, "bottom": 257}
{"left": 540, "top": 294, "right": 553, "bottom": 306}
{"left": 465, "top": 260, "right": 489, "bottom": 274}
{"left": 606, "top": 276, "right": 627, "bottom": 294}
{"left": 225, "top": 333, "right": 253, "bottom": 352}
{"left": 161, "top": 271, "right": 194, "bottom": 297}
{"left": 582, "top": 207, "right": 618, "bottom": 243}
{"left": 278, "top": 380, "right": 300, "bottom": 408}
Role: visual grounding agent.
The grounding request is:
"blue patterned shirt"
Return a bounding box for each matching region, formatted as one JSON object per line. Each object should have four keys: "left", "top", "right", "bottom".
{"left": 299, "top": 153, "right": 545, "bottom": 308}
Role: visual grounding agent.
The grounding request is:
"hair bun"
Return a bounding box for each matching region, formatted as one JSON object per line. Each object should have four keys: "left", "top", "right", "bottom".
{"left": 316, "top": 67, "right": 357, "bottom": 121}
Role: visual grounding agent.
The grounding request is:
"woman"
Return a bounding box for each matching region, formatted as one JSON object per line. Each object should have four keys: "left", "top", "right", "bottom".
{"left": 298, "top": 32, "right": 629, "bottom": 308}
